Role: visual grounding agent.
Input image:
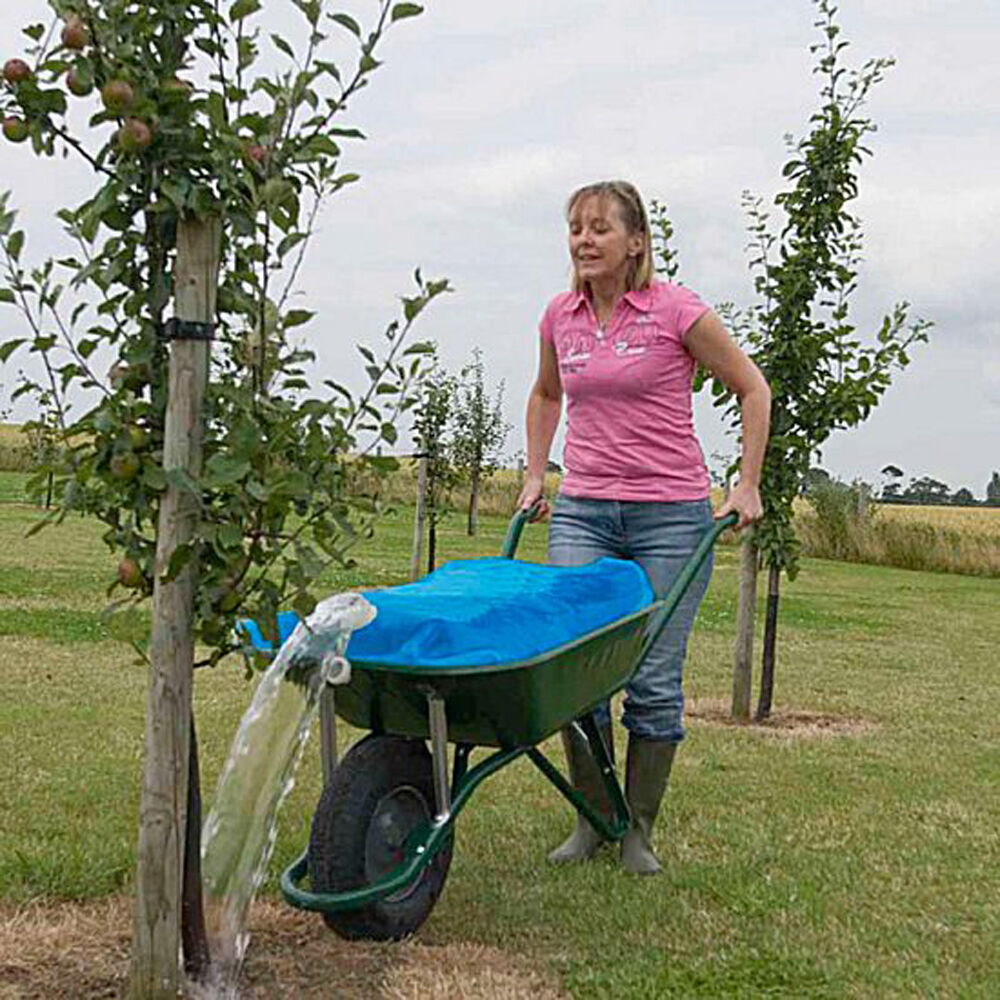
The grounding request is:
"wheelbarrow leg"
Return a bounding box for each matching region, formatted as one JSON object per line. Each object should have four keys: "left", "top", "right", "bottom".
{"left": 578, "top": 713, "right": 626, "bottom": 823}
{"left": 319, "top": 685, "right": 338, "bottom": 783}
{"left": 426, "top": 692, "right": 450, "bottom": 819}
{"left": 527, "top": 711, "right": 631, "bottom": 845}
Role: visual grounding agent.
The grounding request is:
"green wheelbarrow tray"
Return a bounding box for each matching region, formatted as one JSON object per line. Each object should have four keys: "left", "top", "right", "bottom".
{"left": 280, "top": 508, "right": 737, "bottom": 929}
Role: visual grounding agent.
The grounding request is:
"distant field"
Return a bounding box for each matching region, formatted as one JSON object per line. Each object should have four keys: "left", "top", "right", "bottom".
{"left": 0, "top": 424, "right": 32, "bottom": 473}
{"left": 879, "top": 501, "right": 1000, "bottom": 535}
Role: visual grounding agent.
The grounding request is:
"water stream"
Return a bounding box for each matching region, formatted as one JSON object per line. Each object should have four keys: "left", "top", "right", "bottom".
{"left": 195, "top": 592, "right": 375, "bottom": 998}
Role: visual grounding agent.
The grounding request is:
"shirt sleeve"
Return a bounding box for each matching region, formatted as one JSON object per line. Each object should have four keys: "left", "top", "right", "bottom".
{"left": 670, "top": 284, "right": 710, "bottom": 339}
{"left": 539, "top": 300, "right": 556, "bottom": 344}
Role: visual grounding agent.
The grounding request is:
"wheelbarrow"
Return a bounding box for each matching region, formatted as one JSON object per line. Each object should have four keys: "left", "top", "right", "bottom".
{"left": 261, "top": 506, "right": 736, "bottom": 941}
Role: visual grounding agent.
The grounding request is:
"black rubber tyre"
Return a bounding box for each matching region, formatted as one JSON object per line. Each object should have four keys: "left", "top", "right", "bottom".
{"left": 308, "top": 734, "right": 453, "bottom": 941}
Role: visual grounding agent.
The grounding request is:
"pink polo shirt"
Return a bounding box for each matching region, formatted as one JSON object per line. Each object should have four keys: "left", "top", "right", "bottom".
{"left": 539, "top": 281, "right": 711, "bottom": 502}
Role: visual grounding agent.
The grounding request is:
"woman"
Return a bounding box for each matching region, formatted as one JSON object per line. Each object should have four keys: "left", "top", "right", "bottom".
{"left": 516, "top": 180, "right": 770, "bottom": 875}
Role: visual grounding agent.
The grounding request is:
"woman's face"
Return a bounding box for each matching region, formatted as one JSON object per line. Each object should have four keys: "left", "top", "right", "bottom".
{"left": 568, "top": 194, "right": 643, "bottom": 289}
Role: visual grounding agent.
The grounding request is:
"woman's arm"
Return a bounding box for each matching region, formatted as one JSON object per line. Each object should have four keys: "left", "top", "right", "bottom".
{"left": 516, "top": 336, "right": 563, "bottom": 518}
{"left": 683, "top": 310, "right": 771, "bottom": 529}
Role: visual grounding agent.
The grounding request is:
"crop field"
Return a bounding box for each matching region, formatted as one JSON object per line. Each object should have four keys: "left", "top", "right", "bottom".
{"left": 1, "top": 469, "right": 998, "bottom": 997}
{"left": 879, "top": 502, "right": 1000, "bottom": 535}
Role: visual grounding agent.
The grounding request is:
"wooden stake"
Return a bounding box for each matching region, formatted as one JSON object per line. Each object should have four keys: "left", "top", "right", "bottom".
{"left": 129, "top": 216, "right": 220, "bottom": 999}
{"left": 410, "top": 455, "right": 427, "bottom": 581}
{"left": 731, "top": 529, "right": 757, "bottom": 721}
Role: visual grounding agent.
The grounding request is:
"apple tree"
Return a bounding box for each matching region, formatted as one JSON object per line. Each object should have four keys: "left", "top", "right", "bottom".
{"left": 412, "top": 350, "right": 457, "bottom": 571}
{"left": 718, "top": 0, "right": 931, "bottom": 720}
{"left": 0, "top": 1, "right": 441, "bottom": 995}
{"left": 450, "top": 346, "right": 509, "bottom": 535}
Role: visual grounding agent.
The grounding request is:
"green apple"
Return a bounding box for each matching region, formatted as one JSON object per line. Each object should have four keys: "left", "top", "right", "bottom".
{"left": 110, "top": 451, "right": 141, "bottom": 481}
{"left": 66, "top": 66, "right": 94, "bottom": 97}
{"left": 101, "top": 79, "right": 135, "bottom": 114}
{"left": 3, "top": 117, "right": 28, "bottom": 143}
{"left": 161, "top": 77, "right": 193, "bottom": 100}
{"left": 127, "top": 424, "right": 147, "bottom": 451}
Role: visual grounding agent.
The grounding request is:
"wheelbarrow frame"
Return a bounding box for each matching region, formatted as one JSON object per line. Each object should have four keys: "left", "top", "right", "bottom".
{"left": 280, "top": 508, "right": 737, "bottom": 917}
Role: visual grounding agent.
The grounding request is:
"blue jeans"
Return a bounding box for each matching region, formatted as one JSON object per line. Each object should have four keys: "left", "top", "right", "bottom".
{"left": 547, "top": 495, "right": 714, "bottom": 743}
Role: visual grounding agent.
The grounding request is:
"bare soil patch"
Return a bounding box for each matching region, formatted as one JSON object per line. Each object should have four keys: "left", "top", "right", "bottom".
{"left": 0, "top": 897, "right": 566, "bottom": 1000}
{"left": 687, "top": 697, "right": 876, "bottom": 739}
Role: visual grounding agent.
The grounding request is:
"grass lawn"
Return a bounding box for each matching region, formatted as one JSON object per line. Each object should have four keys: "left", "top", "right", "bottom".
{"left": 0, "top": 471, "right": 998, "bottom": 998}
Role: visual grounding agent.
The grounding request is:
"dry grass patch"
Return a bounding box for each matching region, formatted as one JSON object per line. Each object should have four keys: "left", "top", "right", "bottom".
{"left": 686, "top": 697, "right": 877, "bottom": 739}
{"left": 0, "top": 898, "right": 567, "bottom": 1000}
{"left": 0, "top": 897, "right": 128, "bottom": 999}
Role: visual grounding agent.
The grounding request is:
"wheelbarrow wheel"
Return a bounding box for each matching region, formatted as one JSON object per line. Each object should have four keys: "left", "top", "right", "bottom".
{"left": 308, "top": 733, "right": 453, "bottom": 941}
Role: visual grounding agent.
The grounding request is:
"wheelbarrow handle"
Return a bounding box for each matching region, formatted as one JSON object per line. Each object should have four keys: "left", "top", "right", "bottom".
{"left": 501, "top": 499, "right": 546, "bottom": 558}
{"left": 640, "top": 510, "right": 738, "bottom": 658}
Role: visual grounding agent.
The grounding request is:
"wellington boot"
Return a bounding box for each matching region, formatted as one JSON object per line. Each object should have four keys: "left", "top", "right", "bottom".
{"left": 620, "top": 735, "right": 676, "bottom": 876}
{"left": 547, "top": 721, "right": 615, "bottom": 864}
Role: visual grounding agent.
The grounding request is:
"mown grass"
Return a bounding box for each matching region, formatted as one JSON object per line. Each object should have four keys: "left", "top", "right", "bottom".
{"left": 1, "top": 472, "right": 999, "bottom": 997}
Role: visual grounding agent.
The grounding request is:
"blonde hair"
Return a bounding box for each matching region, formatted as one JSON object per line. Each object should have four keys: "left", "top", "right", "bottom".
{"left": 566, "top": 180, "right": 654, "bottom": 293}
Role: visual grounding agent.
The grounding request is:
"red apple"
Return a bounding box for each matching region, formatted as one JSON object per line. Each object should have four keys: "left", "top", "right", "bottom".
{"left": 244, "top": 143, "right": 269, "bottom": 169}
{"left": 61, "top": 16, "right": 90, "bottom": 51}
{"left": 3, "top": 59, "right": 31, "bottom": 85}
{"left": 2, "top": 117, "right": 29, "bottom": 143}
{"left": 118, "top": 118, "right": 152, "bottom": 154}
{"left": 117, "top": 557, "right": 144, "bottom": 589}
{"left": 101, "top": 78, "right": 134, "bottom": 114}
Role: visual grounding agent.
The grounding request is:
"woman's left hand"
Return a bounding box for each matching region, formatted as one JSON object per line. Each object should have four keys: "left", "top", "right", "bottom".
{"left": 715, "top": 481, "right": 763, "bottom": 530}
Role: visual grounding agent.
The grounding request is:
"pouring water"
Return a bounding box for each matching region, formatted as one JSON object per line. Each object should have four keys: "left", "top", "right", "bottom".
{"left": 196, "top": 592, "right": 375, "bottom": 997}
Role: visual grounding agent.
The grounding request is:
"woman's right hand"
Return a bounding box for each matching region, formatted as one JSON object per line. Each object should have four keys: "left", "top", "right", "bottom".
{"left": 516, "top": 474, "right": 550, "bottom": 521}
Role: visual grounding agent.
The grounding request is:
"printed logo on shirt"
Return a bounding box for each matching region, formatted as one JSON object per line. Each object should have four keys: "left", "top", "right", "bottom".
{"left": 556, "top": 328, "right": 596, "bottom": 374}
{"left": 612, "top": 321, "right": 660, "bottom": 358}
{"left": 613, "top": 340, "right": 646, "bottom": 357}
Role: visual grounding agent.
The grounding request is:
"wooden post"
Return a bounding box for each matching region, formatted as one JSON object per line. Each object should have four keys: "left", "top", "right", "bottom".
{"left": 467, "top": 466, "right": 479, "bottom": 537}
{"left": 129, "top": 216, "right": 220, "bottom": 999}
{"left": 730, "top": 529, "right": 757, "bottom": 721}
{"left": 410, "top": 455, "right": 427, "bottom": 581}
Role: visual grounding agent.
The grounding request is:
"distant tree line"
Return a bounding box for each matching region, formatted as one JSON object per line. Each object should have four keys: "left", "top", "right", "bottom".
{"left": 804, "top": 466, "right": 1000, "bottom": 508}
{"left": 878, "top": 466, "right": 1000, "bottom": 507}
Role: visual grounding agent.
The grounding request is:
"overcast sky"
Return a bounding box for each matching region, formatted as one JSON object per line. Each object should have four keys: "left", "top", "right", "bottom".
{"left": 1, "top": 0, "right": 997, "bottom": 495}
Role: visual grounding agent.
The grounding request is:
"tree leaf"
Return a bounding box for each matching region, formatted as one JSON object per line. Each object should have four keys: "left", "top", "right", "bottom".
{"left": 204, "top": 454, "right": 251, "bottom": 487}
{"left": 161, "top": 543, "right": 194, "bottom": 584}
{"left": 231, "top": 0, "right": 262, "bottom": 21}
{"left": 329, "top": 12, "right": 361, "bottom": 36}
{"left": 284, "top": 309, "right": 315, "bottom": 329}
{"left": 0, "top": 338, "right": 26, "bottom": 362}
{"left": 7, "top": 231, "right": 25, "bottom": 261}
{"left": 391, "top": 4, "right": 424, "bottom": 22}
{"left": 271, "top": 33, "right": 295, "bottom": 59}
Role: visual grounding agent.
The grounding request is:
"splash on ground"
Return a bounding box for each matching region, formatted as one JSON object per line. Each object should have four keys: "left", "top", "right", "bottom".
{"left": 0, "top": 897, "right": 568, "bottom": 1000}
